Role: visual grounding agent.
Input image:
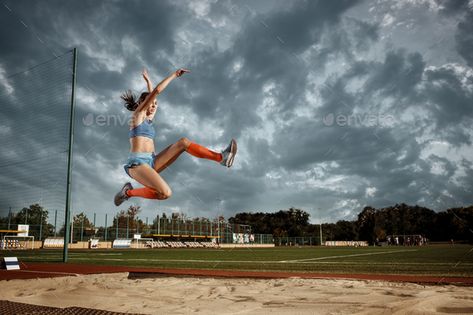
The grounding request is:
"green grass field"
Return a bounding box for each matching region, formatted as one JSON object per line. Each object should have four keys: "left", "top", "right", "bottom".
{"left": 7, "top": 245, "right": 473, "bottom": 277}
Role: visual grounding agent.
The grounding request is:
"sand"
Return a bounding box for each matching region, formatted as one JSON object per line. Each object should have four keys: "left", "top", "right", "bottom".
{"left": 1, "top": 273, "right": 473, "bottom": 314}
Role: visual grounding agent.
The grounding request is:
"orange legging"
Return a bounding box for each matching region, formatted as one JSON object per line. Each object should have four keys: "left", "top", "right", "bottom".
{"left": 187, "top": 142, "right": 222, "bottom": 162}
{"left": 126, "top": 187, "right": 161, "bottom": 199}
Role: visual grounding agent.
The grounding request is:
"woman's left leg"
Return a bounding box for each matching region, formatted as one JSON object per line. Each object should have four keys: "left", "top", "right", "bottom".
{"left": 153, "top": 137, "right": 222, "bottom": 173}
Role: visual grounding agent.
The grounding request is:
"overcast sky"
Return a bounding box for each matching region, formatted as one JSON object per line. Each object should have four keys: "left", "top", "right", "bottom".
{"left": 0, "top": 0, "right": 472, "bottom": 225}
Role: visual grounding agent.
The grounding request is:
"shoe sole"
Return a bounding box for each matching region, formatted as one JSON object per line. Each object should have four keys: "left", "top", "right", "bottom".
{"left": 114, "top": 193, "right": 123, "bottom": 206}
{"left": 114, "top": 182, "right": 132, "bottom": 206}
{"left": 226, "top": 139, "right": 237, "bottom": 167}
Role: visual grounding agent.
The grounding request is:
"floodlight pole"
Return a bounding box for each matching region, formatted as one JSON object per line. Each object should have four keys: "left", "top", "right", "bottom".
{"left": 63, "top": 48, "right": 77, "bottom": 262}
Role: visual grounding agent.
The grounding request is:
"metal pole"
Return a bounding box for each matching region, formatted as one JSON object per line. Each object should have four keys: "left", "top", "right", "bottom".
{"left": 70, "top": 212, "right": 74, "bottom": 244}
{"left": 104, "top": 214, "right": 108, "bottom": 242}
{"left": 157, "top": 215, "right": 159, "bottom": 234}
{"left": 63, "top": 48, "right": 77, "bottom": 262}
{"left": 126, "top": 215, "right": 129, "bottom": 239}
{"left": 7, "top": 207, "right": 11, "bottom": 230}
{"left": 39, "top": 211, "right": 43, "bottom": 241}
{"left": 93, "top": 213, "right": 96, "bottom": 227}
{"left": 115, "top": 217, "right": 118, "bottom": 239}
{"left": 25, "top": 208, "right": 28, "bottom": 225}
{"left": 54, "top": 210, "right": 57, "bottom": 236}
{"left": 319, "top": 223, "right": 323, "bottom": 246}
{"left": 80, "top": 216, "right": 84, "bottom": 242}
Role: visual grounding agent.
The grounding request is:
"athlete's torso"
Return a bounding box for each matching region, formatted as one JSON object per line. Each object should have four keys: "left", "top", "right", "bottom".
{"left": 129, "top": 115, "right": 155, "bottom": 153}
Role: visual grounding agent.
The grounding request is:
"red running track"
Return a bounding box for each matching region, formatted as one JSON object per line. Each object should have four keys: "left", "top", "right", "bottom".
{"left": 1, "top": 262, "right": 473, "bottom": 285}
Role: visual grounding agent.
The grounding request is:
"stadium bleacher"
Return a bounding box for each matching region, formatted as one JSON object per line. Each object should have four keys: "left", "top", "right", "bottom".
{"left": 0, "top": 239, "right": 22, "bottom": 249}
{"left": 112, "top": 239, "right": 132, "bottom": 248}
{"left": 140, "top": 240, "right": 219, "bottom": 249}
{"left": 43, "top": 238, "right": 64, "bottom": 248}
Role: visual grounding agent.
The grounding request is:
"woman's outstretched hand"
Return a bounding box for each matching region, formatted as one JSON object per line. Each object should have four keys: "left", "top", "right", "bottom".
{"left": 142, "top": 68, "right": 150, "bottom": 81}
{"left": 175, "top": 68, "right": 190, "bottom": 77}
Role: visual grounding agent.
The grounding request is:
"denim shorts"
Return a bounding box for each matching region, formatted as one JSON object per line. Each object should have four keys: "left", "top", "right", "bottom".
{"left": 124, "top": 152, "right": 156, "bottom": 178}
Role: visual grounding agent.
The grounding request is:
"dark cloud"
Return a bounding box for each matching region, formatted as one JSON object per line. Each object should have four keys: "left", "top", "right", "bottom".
{"left": 0, "top": 0, "right": 472, "bottom": 223}
{"left": 436, "top": 0, "right": 471, "bottom": 15}
{"left": 455, "top": 12, "right": 473, "bottom": 68}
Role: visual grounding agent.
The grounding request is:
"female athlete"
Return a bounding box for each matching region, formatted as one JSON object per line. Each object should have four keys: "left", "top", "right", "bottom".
{"left": 114, "top": 68, "right": 237, "bottom": 206}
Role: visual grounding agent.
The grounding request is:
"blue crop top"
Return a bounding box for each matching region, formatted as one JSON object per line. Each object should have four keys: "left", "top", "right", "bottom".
{"left": 129, "top": 119, "right": 155, "bottom": 139}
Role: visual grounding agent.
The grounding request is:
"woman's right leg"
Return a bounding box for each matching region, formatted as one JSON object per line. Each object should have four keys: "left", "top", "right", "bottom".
{"left": 153, "top": 137, "right": 223, "bottom": 173}
{"left": 127, "top": 164, "right": 172, "bottom": 200}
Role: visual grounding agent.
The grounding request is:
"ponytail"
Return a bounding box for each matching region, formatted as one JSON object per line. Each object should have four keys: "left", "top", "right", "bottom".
{"left": 121, "top": 90, "right": 150, "bottom": 111}
{"left": 121, "top": 90, "right": 138, "bottom": 111}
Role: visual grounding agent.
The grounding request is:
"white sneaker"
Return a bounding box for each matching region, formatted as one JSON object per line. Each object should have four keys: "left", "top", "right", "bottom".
{"left": 114, "top": 182, "right": 133, "bottom": 206}
{"left": 220, "top": 139, "right": 237, "bottom": 168}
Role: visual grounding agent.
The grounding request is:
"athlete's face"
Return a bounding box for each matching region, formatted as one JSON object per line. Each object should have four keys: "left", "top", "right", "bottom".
{"left": 147, "top": 103, "right": 157, "bottom": 116}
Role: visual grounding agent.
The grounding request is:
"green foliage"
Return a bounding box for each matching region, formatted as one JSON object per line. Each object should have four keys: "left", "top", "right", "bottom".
{"left": 111, "top": 205, "right": 145, "bottom": 233}
{"left": 229, "top": 207, "right": 310, "bottom": 237}
{"left": 230, "top": 204, "right": 473, "bottom": 243}
{"left": 12, "top": 204, "right": 54, "bottom": 239}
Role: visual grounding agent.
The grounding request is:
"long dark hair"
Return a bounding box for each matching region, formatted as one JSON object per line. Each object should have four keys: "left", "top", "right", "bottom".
{"left": 121, "top": 90, "right": 149, "bottom": 111}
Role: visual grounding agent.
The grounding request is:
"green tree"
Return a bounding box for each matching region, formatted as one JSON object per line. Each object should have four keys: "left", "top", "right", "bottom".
{"left": 111, "top": 205, "right": 143, "bottom": 238}
{"left": 13, "top": 204, "right": 53, "bottom": 240}
{"left": 356, "top": 206, "right": 376, "bottom": 244}
{"left": 72, "top": 212, "right": 95, "bottom": 241}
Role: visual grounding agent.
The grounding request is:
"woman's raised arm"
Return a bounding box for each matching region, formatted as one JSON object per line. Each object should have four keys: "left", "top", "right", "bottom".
{"left": 142, "top": 68, "right": 153, "bottom": 93}
{"left": 135, "top": 68, "right": 190, "bottom": 113}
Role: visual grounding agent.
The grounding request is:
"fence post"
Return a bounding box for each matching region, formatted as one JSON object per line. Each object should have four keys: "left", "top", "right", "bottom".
{"left": 54, "top": 210, "right": 57, "bottom": 236}
{"left": 126, "top": 215, "right": 129, "bottom": 239}
{"left": 104, "top": 213, "right": 108, "bottom": 242}
{"left": 70, "top": 212, "right": 74, "bottom": 243}
{"left": 80, "top": 216, "right": 84, "bottom": 242}
{"left": 39, "top": 211, "right": 43, "bottom": 241}
{"left": 115, "top": 217, "right": 118, "bottom": 240}
{"left": 7, "top": 207, "right": 11, "bottom": 230}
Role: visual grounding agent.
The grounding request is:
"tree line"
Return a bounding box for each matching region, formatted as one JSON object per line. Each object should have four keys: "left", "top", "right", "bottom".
{"left": 0, "top": 204, "right": 223, "bottom": 241}
{"left": 2, "top": 203, "right": 472, "bottom": 244}
{"left": 229, "top": 204, "right": 473, "bottom": 244}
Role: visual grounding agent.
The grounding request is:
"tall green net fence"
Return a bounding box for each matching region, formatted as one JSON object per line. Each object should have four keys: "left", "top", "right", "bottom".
{"left": 0, "top": 50, "right": 75, "bottom": 238}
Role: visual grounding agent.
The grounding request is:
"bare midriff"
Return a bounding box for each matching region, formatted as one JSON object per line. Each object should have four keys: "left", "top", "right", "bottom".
{"left": 130, "top": 137, "right": 155, "bottom": 153}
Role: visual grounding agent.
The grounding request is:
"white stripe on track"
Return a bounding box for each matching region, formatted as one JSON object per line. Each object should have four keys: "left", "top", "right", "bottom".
{"left": 279, "top": 249, "right": 418, "bottom": 263}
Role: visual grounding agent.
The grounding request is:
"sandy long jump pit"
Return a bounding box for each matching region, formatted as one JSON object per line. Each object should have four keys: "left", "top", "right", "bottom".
{"left": 1, "top": 272, "right": 473, "bottom": 314}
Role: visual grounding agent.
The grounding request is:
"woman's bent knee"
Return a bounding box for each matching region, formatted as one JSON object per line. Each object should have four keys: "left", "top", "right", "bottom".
{"left": 163, "top": 188, "right": 172, "bottom": 199}
{"left": 155, "top": 187, "right": 172, "bottom": 199}
{"left": 178, "top": 137, "right": 191, "bottom": 150}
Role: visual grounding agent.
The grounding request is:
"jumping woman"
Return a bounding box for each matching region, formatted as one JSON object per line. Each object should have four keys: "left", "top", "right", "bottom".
{"left": 114, "top": 68, "right": 237, "bottom": 206}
